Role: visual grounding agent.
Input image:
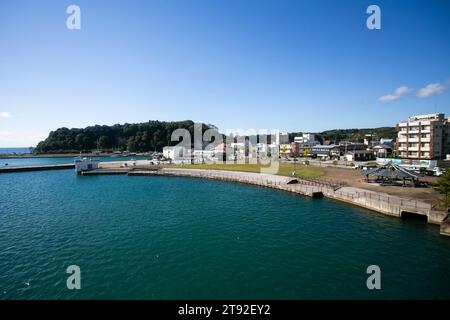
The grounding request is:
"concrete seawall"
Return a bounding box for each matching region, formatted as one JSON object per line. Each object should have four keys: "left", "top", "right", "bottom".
{"left": 125, "top": 168, "right": 448, "bottom": 228}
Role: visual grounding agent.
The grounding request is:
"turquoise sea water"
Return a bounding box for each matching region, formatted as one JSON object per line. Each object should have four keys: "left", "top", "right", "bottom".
{"left": 0, "top": 156, "right": 147, "bottom": 167}
{"left": 0, "top": 170, "right": 450, "bottom": 299}
{"left": 0, "top": 148, "right": 31, "bottom": 155}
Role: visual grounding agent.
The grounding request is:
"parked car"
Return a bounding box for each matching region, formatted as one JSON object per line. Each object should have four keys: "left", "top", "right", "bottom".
{"left": 432, "top": 167, "right": 445, "bottom": 176}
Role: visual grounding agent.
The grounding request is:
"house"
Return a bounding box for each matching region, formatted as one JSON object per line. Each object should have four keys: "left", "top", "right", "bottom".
{"left": 363, "top": 134, "right": 373, "bottom": 146}
{"left": 373, "top": 144, "right": 393, "bottom": 158}
{"left": 344, "top": 150, "right": 376, "bottom": 162}
{"left": 338, "top": 143, "right": 367, "bottom": 154}
{"left": 310, "top": 145, "right": 340, "bottom": 159}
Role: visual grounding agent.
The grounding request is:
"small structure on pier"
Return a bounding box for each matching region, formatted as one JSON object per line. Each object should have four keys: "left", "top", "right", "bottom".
{"left": 74, "top": 157, "right": 99, "bottom": 174}
{"left": 363, "top": 161, "right": 422, "bottom": 187}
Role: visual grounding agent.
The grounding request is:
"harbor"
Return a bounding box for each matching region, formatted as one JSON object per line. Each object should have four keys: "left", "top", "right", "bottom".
{"left": 2, "top": 156, "right": 448, "bottom": 236}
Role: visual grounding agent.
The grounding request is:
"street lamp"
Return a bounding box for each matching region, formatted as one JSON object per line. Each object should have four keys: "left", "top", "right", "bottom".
{"left": 293, "top": 156, "right": 298, "bottom": 176}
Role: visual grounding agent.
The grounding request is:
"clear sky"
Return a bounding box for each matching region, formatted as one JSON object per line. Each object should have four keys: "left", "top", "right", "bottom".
{"left": 0, "top": 0, "right": 449, "bottom": 147}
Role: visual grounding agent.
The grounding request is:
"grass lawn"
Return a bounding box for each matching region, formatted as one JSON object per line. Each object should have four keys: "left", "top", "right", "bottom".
{"left": 171, "top": 162, "right": 324, "bottom": 179}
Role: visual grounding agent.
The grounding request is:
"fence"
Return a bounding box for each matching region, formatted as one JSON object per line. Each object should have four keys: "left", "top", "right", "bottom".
{"left": 296, "top": 176, "right": 346, "bottom": 191}
{"left": 331, "top": 189, "right": 431, "bottom": 212}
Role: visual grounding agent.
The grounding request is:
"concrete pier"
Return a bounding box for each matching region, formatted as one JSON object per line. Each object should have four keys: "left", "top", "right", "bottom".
{"left": 81, "top": 168, "right": 129, "bottom": 175}
{"left": 0, "top": 164, "right": 75, "bottom": 173}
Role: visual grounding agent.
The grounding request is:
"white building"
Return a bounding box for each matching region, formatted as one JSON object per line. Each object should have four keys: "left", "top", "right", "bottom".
{"left": 74, "top": 157, "right": 99, "bottom": 174}
{"left": 294, "top": 133, "right": 316, "bottom": 144}
{"left": 396, "top": 113, "right": 450, "bottom": 160}
{"left": 163, "top": 146, "right": 191, "bottom": 160}
{"left": 379, "top": 138, "right": 393, "bottom": 146}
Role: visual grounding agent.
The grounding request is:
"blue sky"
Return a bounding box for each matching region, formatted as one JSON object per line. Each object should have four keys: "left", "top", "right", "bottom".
{"left": 0, "top": 0, "right": 449, "bottom": 146}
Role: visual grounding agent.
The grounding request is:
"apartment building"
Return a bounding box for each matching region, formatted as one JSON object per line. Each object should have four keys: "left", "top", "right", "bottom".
{"left": 396, "top": 113, "right": 449, "bottom": 160}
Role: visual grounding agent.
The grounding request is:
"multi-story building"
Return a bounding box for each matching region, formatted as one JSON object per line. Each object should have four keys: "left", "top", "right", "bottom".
{"left": 396, "top": 113, "right": 449, "bottom": 160}
{"left": 294, "top": 133, "right": 316, "bottom": 144}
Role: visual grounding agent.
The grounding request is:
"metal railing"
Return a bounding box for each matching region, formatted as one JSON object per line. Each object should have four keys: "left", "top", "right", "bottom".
{"left": 160, "top": 168, "right": 432, "bottom": 212}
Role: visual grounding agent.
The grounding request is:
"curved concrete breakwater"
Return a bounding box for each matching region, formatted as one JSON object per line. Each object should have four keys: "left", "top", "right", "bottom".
{"left": 2, "top": 161, "right": 449, "bottom": 236}
{"left": 138, "top": 168, "right": 443, "bottom": 219}
{"left": 83, "top": 164, "right": 449, "bottom": 235}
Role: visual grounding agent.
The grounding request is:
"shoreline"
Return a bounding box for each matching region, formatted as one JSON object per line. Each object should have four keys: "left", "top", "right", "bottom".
{"left": 1, "top": 161, "right": 448, "bottom": 236}
{"left": 90, "top": 164, "right": 450, "bottom": 234}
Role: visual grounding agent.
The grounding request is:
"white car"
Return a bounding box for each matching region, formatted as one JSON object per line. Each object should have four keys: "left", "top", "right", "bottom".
{"left": 432, "top": 167, "right": 444, "bottom": 176}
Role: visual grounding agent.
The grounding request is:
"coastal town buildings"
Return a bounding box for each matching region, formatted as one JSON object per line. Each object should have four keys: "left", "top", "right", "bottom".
{"left": 395, "top": 113, "right": 450, "bottom": 160}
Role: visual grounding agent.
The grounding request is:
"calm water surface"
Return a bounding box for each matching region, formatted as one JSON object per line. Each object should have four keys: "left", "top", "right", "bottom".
{"left": 0, "top": 156, "right": 147, "bottom": 167}
{"left": 0, "top": 170, "right": 449, "bottom": 299}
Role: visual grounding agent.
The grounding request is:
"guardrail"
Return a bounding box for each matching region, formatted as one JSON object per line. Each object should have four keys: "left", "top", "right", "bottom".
{"left": 331, "top": 189, "right": 431, "bottom": 212}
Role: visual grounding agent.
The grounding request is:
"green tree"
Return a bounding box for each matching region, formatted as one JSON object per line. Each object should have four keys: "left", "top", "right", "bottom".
{"left": 126, "top": 137, "right": 137, "bottom": 152}
{"left": 434, "top": 170, "right": 450, "bottom": 208}
{"left": 98, "top": 136, "right": 110, "bottom": 149}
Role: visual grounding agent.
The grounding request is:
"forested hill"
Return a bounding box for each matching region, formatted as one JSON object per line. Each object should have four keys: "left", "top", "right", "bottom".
{"left": 34, "top": 120, "right": 217, "bottom": 154}
{"left": 35, "top": 121, "right": 397, "bottom": 154}
{"left": 289, "top": 127, "right": 397, "bottom": 144}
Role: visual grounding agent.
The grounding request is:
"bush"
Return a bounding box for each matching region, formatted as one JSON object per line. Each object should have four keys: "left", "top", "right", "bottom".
{"left": 434, "top": 170, "right": 450, "bottom": 208}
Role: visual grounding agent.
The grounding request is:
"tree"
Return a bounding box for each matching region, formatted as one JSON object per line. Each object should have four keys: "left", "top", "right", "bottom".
{"left": 434, "top": 170, "right": 450, "bottom": 208}
{"left": 126, "top": 137, "right": 137, "bottom": 152}
{"left": 98, "top": 136, "right": 110, "bottom": 149}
